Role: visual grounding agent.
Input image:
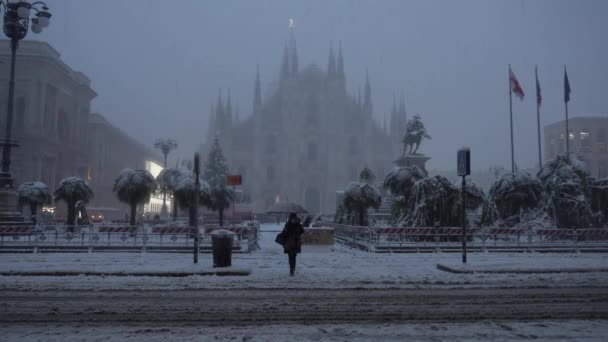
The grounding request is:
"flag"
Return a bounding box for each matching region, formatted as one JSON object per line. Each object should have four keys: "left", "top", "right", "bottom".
{"left": 509, "top": 68, "right": 525, "bottom": 100}
{"left": 564, "top": 68, "right": 571, "bottom": 103}
{"left": 535, "top": 66, "right": 542, "bottom": 108}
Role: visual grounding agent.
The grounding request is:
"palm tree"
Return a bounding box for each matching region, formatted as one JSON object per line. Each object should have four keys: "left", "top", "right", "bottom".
{"left": 17, "top": 181, "right": 51, "bottom": 224}
{"left": 202, "top": 185, "right": 234, "bottom": 227}
{"left": 343, "top": 182, "right": 382, "bottom": 226}
{"left": 154, "top": 138, "right": 178, "bottom": 216}
{"left": 113, "top": 168, "right": 157, "bottom": 226}
{"left": 54, "top": 177, "right": 94, "bottom": 230}
{"left": 156, "top": 168, "right": 184, "bottom": 220}
{"left": 174, "top": 174, "right": 212, "bottom": 226}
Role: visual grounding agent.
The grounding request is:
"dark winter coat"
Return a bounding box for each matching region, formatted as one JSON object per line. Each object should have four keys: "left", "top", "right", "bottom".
{"left": 281, "top": 219, "right": 304, "bottom": 254}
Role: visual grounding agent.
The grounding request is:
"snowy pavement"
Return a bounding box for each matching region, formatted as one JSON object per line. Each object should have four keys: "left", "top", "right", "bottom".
{"left": 2, "top": 320, "right": 608, "bottom": 341}
{"left": 1, "top": 224, "right": 608, "bottom": 340}
{"left": 1, "top": 224, "right": 608, "bottom": 291}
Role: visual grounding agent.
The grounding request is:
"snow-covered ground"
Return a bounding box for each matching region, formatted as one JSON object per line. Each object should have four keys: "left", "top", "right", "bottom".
{"left": 3, "top": 320, "right": 607, "bottom": 341}
{"left": 1, "top": 224, "right": 607, "bottom": 291}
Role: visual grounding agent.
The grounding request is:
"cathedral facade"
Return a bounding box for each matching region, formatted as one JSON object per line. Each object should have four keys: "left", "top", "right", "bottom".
{"left": 202, "top": 36, "right": 408, "bottom": 214}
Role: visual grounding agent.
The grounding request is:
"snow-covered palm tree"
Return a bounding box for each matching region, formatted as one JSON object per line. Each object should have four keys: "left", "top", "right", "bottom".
{"left": 54, "top": 177, "right": 94, "bottom": 229}
{"left": 383, "top": 166, "right": 426, "bottom": 197}
{"left": 343, "top": 181, "right": 382, "bottom": 226}
{"left": 17, "top": 181, "right": 51, "bottom": 224}
{"left": 156, "top": 168, "right": 185, "bottom": 220}
{"left": 173, "top": 174, "right": 211, "bottom": 226}
{"left": 113, "top": 168, "right": 157, "bottom": 226}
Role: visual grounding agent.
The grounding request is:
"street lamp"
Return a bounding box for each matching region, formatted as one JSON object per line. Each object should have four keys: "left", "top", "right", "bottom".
{"left": 0, "top": 1, "right": 52, "bottom": 188}
{"left": 154, "top": 138, "right": 178, "bottom": 217}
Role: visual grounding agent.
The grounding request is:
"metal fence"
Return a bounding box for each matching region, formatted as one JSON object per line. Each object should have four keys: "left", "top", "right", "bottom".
{"left": 0, "top": 222, "right": 260, "bottom": 254}
{"left": 324, "top": 223, "right": 608, "bottom": 253}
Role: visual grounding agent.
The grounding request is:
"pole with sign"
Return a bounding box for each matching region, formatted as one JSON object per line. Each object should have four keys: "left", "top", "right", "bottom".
{"left": 227, "top": 175, "right": 242, "bottom": 224}
{"left": 457, "top": 148, "right": 470, "bottom": 264}
{"left": 193, "top": 153, "right": 200, "bottom": 264}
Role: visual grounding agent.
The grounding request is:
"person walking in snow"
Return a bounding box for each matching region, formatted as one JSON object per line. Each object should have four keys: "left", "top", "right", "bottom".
{"left": 280, "top": 213, "right": 305, "bottom": 276}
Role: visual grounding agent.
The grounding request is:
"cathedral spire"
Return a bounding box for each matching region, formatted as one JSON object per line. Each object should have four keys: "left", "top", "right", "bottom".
{"left": 207, "top": 104, "right": 217, "bottom": 138}
{"left": 337, "top": 40, "right": 345, "bottom": 80}
{"left": 253, "top": 65, "right": 262, "bottom": 113}
{"left": 327, "top": 41, "right": 336, "bottom": 77}
{"left": 363, "top": 69, "right": 372, "bottom": 116}
{"left": 291, "top": 35, "right": 298, "bottom": 75}
{"left": 226, "top": 88, "right": 233, "bottom": 126}
{"left": 280, "top": 42, "right": 290, "bottom": 80}
{"left": 216, "top": 89, "right": 225, "bottom": 131}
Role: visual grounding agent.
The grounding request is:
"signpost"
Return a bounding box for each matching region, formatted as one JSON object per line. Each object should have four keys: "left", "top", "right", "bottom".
{"left": 457, "top": 148, "right": 471, "bottom": 264}
{"left": 227, "top": 175, "right": 242, "bottom": 222}
{"left": 193, "top": 153, "right": 200, "bottom": 264}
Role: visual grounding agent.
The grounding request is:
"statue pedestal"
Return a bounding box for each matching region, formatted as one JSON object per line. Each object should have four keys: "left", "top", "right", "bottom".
{"left": 0, "top": 187, "right": 25, "bottom": 224}
{"left": 393, "top": 154, "right": 431, "bottom": 175}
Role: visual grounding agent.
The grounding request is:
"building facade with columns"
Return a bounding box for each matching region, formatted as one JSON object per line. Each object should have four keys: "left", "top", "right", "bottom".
{"left": 0, "top": 40, "right": 164, "bottom": 217}
{"left": 0, "top": 39, "right": 96, "bottom": 193}
{"left": 544, "top": 116, "right": 608, "bottom": 178}
{"left": 201, "top": 34, "right": 409, "bottom": 214}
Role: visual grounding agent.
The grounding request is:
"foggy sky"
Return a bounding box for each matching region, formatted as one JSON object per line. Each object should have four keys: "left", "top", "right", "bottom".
{"left": 34, "top": 0, "right": 608, "bottom": 171}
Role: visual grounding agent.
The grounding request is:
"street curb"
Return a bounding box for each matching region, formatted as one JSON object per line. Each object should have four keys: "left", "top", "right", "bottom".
{"left": 436, "top": 263, "right": 608, "bottom": 274}
{"left": 0, "top": 270, "right": 251, "bottom": 277}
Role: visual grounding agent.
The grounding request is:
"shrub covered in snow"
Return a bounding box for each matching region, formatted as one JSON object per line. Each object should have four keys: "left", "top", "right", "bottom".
{"left": 113, "top": 168, "right": 157, "bottom": 226}
{"left": 342, "top": 181, "right": 382, "bottom": 226}
{"left": 482, "top": 172, "right": 543, "bottom": 227}
{"left": 383, "top": 166, "right": 426, "bottom": 222}
{"left": 17, "top": 181, "right": 51, "bottom": 224}
{"left": 383, "top": 166, "right": 426, "bottom": 196}
{"left": 403, "top": 175, "right": 460, "bottom": 227}
{"left": 537, "top": 156, "right": 594, "bottom": 228}
{"left": 54, "top": 177, "right": 94, "bottom": 229}
{"left": 590, "top": 178, "right": 608, "bottom": 227}
{"left": 359, "top": 167, "right": 376, "bottom": 185}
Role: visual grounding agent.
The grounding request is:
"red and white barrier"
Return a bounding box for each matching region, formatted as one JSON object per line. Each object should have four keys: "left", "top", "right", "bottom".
{"left": 98, "top": 226, "right": 138, "bottom": 233}
{"left": 0, "top": 226, "right": 34, "bottom": 235}
{"left": 486, "top": 228, "right": 525, "bottom": 235}
{"left": 152, "top": 227, "right": 193, "bottom": 234}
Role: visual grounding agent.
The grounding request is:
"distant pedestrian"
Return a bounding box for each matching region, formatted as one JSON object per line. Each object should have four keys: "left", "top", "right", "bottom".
{"left": 279, "top": 213, "right": 304, "bottom": 276}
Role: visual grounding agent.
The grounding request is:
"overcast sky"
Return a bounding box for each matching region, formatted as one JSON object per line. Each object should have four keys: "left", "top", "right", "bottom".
{"left": 33, "top": 0, "right": 608, "bottom": 171}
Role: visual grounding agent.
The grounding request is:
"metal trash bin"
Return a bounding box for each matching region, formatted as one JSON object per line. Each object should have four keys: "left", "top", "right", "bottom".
{"left": 211, "top": 229, "right": 235, "bottom": 268}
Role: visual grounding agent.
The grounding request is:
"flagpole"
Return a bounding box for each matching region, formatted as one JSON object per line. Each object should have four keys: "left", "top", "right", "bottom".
{"left": 564, "top": 65, "right": 570, "bottom": 159}
{"left": 509, "top": 64, "right": 515, "bottom": 173}
{"left": 536, "top": 65, "right": 542, "bottom": 169}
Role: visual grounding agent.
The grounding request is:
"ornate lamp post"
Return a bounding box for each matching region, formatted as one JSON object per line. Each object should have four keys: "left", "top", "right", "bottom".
{"left": 0, "top": 1, "right": 51, "bottom": 222}
{"left": 154, "top": 138, "right": 178, "bottom": 217}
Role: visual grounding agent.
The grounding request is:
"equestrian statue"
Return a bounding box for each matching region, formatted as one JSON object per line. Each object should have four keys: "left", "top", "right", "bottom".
{"left": 402, "top": 115, "right": 431, "bottom": 156}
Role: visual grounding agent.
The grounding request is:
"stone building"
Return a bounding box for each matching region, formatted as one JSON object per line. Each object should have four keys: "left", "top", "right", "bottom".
{"left": 0, "top": 40, "right": 163, "bottom": 217}
{"left": 202, "top": 34, "right": 407, "bottom": 213}
{"left": 87, "top": 113, "right": 163, "bottom": 211}
{"left": 544, "top": 116, "right": 608, "bottom": 178}
{"left": 0, "top": 40, "right": 96, "bottom": 192}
